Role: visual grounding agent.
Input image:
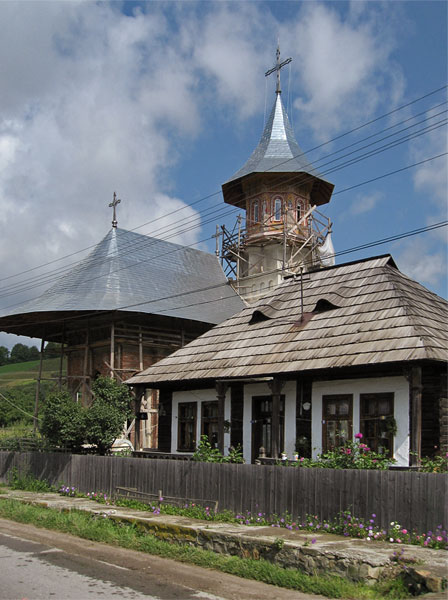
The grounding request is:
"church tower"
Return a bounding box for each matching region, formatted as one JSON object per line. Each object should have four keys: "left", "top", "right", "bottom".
{"left": 221, "top": 47, "right": 335, "bottom": 303}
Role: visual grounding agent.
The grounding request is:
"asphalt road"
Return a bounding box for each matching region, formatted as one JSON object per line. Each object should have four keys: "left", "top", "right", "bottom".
{"left": 0, "top": 518, "right": 330, "bottom": 600}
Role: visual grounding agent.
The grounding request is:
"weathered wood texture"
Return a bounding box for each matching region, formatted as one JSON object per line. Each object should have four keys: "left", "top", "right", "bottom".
{"left": 1, "top": 452, "right": 446, "bottom": 533}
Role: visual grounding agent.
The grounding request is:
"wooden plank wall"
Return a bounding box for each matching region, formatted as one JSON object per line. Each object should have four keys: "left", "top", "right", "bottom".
{"left": 0, "top": 452, "right": 446, "bottom": 533}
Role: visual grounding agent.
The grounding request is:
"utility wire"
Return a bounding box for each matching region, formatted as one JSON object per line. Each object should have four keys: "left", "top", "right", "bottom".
{"left": 0, "top": 149, "right": 446, "bottom": 307}
{"left": 1, "top": 84, "right": 445, "bottom": 285}
{"left": 0, "top": 219, "right": 445, "bottom": 332}
{"left": 1, "top": 115, "right": 446, "bottom": 300}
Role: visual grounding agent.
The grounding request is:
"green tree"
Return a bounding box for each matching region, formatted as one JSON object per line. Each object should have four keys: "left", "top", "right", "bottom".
{"left": 40, "top": 391, "right": 86, "bottom": 452}
{"left": 0, "top": 346, "right": 9, "bottom": 366}
{"left": 44, "top": 342, "right": 62, "bottom": 358}
{"left": 9, "top": 343, "right": 40, "bottom": 364}
{"left": 84, "top": 377, "right": 133, "bottom": 455}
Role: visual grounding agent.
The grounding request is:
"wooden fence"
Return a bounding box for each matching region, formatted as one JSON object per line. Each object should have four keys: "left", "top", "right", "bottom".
{"left": 0, "top": 451, "right": 446, "bottom": 533}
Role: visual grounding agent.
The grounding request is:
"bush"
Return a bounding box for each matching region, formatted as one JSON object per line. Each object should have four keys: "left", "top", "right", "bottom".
{"left": 84, "top": 377, "right": 133, "bottom": 455}
{"left": 40, "top": 391, "right": 86, "bottom": 452}
{"left": 192, "top": 435, "right": 244, "bottom": 463}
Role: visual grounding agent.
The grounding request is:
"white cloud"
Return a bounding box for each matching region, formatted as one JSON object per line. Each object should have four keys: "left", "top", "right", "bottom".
{"left": 395, "top": 237, "right": 447, "bottom": 290}
{"left": 349, "top": 191, "right": 383, "bottom": 216}
{"left": 282, "top": 3, "right": 404, "bottom": 140}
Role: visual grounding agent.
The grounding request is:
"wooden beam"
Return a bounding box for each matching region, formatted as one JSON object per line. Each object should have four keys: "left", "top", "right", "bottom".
{"left": 409, "top": 365, "right": 422, "bottom": 466}
{"left": 110, "top": 322, "right": 115, "bottom": 379}
{"left": 215, "top": 382, "right": 228, "bottom": 454}
{"left": 138, "top": 327, "right": 144, "bottom": 371}
{"left": 82, "top": 325, "right": 90, "bottom": 404}
{"left": 269, "top": 379, "right": 284, "bottom": 459}
{"left": 33, "top": 338, "right": 45, "bottom": 434}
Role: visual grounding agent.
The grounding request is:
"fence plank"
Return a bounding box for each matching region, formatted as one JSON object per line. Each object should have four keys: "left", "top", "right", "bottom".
{"left": 0, "top": 452, "right": 446, "bottom": 533}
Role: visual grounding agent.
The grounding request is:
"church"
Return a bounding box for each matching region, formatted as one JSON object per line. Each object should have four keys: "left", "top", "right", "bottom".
{"left": 126, "top": 49, "right": 448, "bottom": 465}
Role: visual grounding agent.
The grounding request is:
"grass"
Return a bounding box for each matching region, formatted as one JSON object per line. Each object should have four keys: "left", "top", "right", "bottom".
{"left": 0, "top": 497, "right": 411, "bottom": 599}
{"left": 0, "top": 358, "right": 66, "bottom": 389}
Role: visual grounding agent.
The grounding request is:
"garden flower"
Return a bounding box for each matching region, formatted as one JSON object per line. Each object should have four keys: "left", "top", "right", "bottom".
{"left": 355, "top": 433, "right": 363, "bottom": 439}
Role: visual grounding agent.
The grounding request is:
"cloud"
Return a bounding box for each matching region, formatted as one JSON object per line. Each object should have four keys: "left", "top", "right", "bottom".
{"left": 282, "top": 3, "right": 404, "bottom": 140}
{"left": 349, "top": 191, "right": 383, "bottom": 216}
{"left": 395, "top": 237, "right": 447, "bottom": 290}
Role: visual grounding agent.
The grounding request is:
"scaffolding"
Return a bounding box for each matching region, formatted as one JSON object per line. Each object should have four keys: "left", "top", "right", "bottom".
{"left": 219, "top": 205, "right": 333, "bottom": 297}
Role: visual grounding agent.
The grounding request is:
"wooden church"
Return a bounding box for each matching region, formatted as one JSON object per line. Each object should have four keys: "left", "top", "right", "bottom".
{"left": 0, "top": 201, "right": 244, "bottom": 448}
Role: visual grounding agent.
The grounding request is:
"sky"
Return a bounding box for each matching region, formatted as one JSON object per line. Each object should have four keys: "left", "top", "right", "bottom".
{"left": 0, "top": 0, "right": 446, "bottom": 349}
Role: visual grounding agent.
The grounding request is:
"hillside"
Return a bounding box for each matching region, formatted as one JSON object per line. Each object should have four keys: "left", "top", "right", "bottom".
{"left": 0, "top": 358, "right": 66, "bottom": 389}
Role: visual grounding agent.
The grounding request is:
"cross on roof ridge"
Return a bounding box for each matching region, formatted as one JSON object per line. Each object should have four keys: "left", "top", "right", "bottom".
{"left": 265, "top": 44, "right": 292, "bottom": 95}
{"left": 109, "top": 192, "right": 121, "bottom": 228}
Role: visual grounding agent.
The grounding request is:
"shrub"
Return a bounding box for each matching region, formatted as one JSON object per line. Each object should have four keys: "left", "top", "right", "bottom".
{"left": 40, "top": 391, "right": 86, "bottom": 452}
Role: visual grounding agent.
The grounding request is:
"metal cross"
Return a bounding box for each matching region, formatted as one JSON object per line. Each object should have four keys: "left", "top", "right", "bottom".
{"left": 265, "top": 45, "right": 292, "bottom": 95}
{"left": 109, "top": 192, "right": 121, "bottom": 228}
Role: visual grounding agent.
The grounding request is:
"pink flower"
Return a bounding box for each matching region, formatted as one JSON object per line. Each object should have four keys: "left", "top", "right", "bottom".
{"left": 355, "top": 433, "right": 363, "bottom": 439}
{"left": 402, "top": 529, "right": 407, "bottom": 534}
{"left": 437, "top": 536, "right": 443, "bottom": 542}
{"left": 345, "top": 449, "right": 352, "bottom": 455}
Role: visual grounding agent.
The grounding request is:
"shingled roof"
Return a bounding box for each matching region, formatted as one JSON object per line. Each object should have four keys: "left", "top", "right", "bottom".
{"left": 0, "top": 228, "right": 245, "bottom": 338}
{"left": 127, "top": 255, "right": 448, "bottom": 386}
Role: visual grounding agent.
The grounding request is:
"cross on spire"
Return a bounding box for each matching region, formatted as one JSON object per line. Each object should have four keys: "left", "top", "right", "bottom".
{"left": 109, "top": 192, "right": 121, "bottom": 228}
{"left": 265, "top": 44, "right": 292, "bottom": 95}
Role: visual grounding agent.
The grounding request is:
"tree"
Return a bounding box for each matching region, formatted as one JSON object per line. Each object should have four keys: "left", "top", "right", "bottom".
{"left": 0, "top": 346, "right": 9, "bottom": 366}
{"left": 9, "top": 343, "right": 40, "bottom": 364}
{"left": 40, "top": 391, "right": 86, "bottom": 452}
{"left": 44, "top": 342, "right": 62, "bottom": 358}
{"left": 84, "top": 377, "right": 133, "bottom": 455}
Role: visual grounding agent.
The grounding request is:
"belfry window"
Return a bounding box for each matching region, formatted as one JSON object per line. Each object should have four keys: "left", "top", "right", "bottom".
{"left": 274, "top": 197, "right": 282, "bottom": 221}
{"left": 253, "top": 200, "right": 259, "bottom": 223}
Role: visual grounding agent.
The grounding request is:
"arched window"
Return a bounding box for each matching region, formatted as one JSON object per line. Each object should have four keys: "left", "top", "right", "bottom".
{"left": 274, "top": 197, "right": 282, "bottom": 221}
{"left": 268, "top": 280, "right": 274, "bottom": 290}
{"left": 253, "top": 200, "right": 259, "bottom": 223}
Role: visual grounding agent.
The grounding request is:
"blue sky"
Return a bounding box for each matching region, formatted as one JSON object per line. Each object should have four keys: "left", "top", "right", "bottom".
{"left": 0, "top": 1, "right": 446, "bottom": 348}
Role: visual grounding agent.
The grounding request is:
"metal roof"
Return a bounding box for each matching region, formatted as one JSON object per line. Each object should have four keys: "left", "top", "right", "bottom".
{"left": 222, "top": 94, "right": 334, "bottom": 206}
{"left": 0, "top": 228, "right": 245, "bottom": 333}
{"left": 127, "top": 255, "right": 448, "bottom": 386}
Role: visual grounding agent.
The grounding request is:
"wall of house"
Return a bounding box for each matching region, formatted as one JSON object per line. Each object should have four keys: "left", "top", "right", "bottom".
{"left": 311, "top": 376, "right": 410, "bottom": 466}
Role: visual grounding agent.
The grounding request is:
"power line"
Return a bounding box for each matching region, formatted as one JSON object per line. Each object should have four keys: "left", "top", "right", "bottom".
{"left": 0, "top": 149, "right": 445, "bottom": 308}
{"left": 1, "top": 114, "right": 445, "bottom": 301}
{"left": 1, "top": 84, "right": 446, "bottom": 285}
{"left": 0, "top": 219, "right": 445, "bottom": 332}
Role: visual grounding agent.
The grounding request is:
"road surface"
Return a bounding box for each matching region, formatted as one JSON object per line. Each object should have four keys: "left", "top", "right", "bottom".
{"left": 0, "top": 518, "right": 330, "bottom": 600}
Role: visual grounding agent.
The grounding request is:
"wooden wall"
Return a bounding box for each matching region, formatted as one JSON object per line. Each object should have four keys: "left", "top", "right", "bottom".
{"left": 1, "top": 452, "right": 446, "bottom": 534}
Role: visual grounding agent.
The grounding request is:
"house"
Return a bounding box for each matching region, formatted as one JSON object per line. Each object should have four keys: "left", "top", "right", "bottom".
{"left": 126, "top": 254, "right": 448, "bottom": 466}
{"left": 0, "top": 221, "right": 244, "bottom": 447}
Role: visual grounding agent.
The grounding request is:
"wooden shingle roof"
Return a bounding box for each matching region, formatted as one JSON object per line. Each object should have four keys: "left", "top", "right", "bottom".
{"left": 126, "top": 255, "right": 448, "bottom": 386}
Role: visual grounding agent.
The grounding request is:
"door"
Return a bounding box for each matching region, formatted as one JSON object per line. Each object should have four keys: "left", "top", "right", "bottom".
{"left": 251, "top": 395, "right": 284, "bottom": 461}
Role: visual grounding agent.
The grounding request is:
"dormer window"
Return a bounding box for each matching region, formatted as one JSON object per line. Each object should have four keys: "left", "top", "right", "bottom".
{"left": 274, "top": 197, "right": 282, "bottom": 221}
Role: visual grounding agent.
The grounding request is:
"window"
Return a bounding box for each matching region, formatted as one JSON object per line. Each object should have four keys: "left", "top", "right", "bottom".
{"left": 297, "top": 201, "right": 301, "bottom": 223}
{"left": 178, "top": 402, "right": 197, "bottom": 451}
{"left": 274, "top": 197, "right": 282, "bottom": 221}
{"left": 253, "top": 200, "right": 259, "bottom": 223}
{"left": 360, "top": 393, "right": 394, "bottom": 456}
{"left": 201, "top": 401, "right": 219, "bottom": 448}
{"left": 322, "top": 395, "right": 353, "bottom": 452}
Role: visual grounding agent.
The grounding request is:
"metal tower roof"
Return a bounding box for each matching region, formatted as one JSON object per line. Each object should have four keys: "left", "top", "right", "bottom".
{"left": 0, "top": 228, "right": 245, "bottom": 337}
{"left": 222, "top": 94, "right": 334, "bottom": 206}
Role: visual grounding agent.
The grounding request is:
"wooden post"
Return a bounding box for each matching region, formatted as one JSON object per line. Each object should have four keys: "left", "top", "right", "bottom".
{"left": 215, "top": 382, "right": 228, "bottom": 454}
{"left": 110, "top": 322, "right": 115, "bottom": 379}
{"left": 138, "top": 327, "right": 144, "bottom": 371}
{"left": 82, "top": 326, "right": 90, "bottom": 404}
{"left": 409, "top": 365, "right": 422, "bottom": 466}
{"left": 269, "top": 379, "right": 284, "bottom": 459}
{"left": 33, "top": 338, "right": 45, "bottom": 434}
{"left": 58, "top": 344, "right": 64, "bottom": 391}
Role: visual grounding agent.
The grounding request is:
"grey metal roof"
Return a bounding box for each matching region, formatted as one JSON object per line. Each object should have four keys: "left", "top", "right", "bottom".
{"left": 226, "top": 94, "right": 321, "bottom": 181}
{"left": 0, "top": 228, "right": 245, "bottom": 329}
{"left": 222, "top": 94, "right": 334, "bottom": 206}
{"left": 127, "top": 254, "right": 448, "bottom": 386}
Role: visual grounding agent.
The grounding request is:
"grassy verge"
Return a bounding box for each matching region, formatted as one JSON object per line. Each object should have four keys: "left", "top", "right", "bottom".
{"left": 0, "top": 497, "right": 410, "bottom": 599}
